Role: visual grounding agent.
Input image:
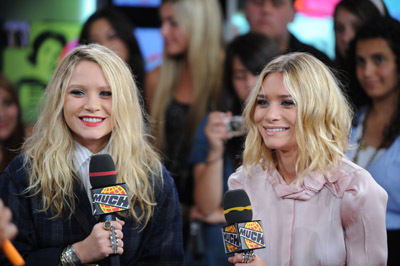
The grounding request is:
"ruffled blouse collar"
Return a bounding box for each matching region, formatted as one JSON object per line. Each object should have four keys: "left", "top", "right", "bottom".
{"left": 267, "top": 166, "right": 347, "bottom": 201}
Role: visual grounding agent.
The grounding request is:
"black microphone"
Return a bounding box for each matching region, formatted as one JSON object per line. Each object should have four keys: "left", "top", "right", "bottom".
{"left": 222, "top": 189, "right": 265, "bottom": 262}
{"left": 89, "top": 154, "right": 129, "bottom": 266}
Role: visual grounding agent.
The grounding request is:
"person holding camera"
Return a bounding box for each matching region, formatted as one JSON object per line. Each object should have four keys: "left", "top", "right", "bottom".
{"left": 184, "top": 32, "right": 279, "bottom": 265}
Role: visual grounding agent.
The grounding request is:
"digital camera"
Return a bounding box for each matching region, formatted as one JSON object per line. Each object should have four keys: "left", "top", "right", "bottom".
{"left": 224, "top": 116, "right": 246, "bottom": 138}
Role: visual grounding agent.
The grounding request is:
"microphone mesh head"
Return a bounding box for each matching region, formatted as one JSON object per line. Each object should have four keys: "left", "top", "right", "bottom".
{"left": 89, "top": 154, "right": 117, "bottom": 188}
{"left": 223, "top": 189, "right": 253, "bottom": 224}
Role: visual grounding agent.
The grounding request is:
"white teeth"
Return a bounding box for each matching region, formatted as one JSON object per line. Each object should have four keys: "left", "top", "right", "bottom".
{"left": 266, "top": 128, "right": 287, "bottom": 132}
{"left": 82, "top": 117, "right": 102, "bottom": 123}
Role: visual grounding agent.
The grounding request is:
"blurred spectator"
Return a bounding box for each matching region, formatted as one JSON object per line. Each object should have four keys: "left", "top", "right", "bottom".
{"left": 146, "top": 0, "right": 225, "bottom": 245}
{"left": 347, "top": 17, "right": 400, "bottom": 266}
{"left": 243, "top": 0, "right": 331, "bottom": 65}
{"left": 0, "top": 74, "right": 24, "bottom": 172}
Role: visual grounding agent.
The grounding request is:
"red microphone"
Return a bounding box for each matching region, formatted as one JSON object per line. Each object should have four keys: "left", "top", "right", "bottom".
{"left": 1, "top": 239, "right": 25, "bottom": 266}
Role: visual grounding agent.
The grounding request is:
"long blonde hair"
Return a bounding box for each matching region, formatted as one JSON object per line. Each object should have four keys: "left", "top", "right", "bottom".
{"left": 151, "top": 0, "right": 224, "bottom": 150}
{"left": 243, "top": 53, "right": 353, "bottom": 179}
{"left": 23, "top": 44, "right": 162, "bottom": 225}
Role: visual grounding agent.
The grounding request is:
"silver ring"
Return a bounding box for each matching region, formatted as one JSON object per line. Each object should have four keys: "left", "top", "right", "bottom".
{"left": 110, "top": 225, "right": 117, "bottom": 254}
{"left": 241, "top": 253, "right": 248, "bottom": 263}
{"left": 242, "top": 251, "right": 254, "bottom": 263}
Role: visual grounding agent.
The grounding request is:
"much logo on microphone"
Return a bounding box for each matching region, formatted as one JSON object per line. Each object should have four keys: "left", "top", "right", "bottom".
{"left": 222, "top": 189, "right": 266, "bottom": 254}
{"left": 222, "top": 225, "right": 240, "bottom": 252}
{"left": 240, "top": 221, "right": 265, "bottom": 248}
{"left": 222, "top": 221, "right": 265, "bottom": 253}
{"left": 91, "top": 184, "right": 130, "bottom": 215}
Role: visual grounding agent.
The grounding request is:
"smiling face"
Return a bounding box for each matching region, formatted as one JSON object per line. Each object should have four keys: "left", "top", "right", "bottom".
{"left": 254, "top": 72, "right": 297, "bottom": 153}
{"left": 0, "top": 88, "right": 18, "bottom": 141}
{"left": 334, "top": 7, "right": 360, "bottom": 59}
{"left": 160, "top": 2, "right": 188, "bottom": 56}
{"left": 63, "top": 60, "right": 113, "bottom": 153}
{"left": 356, "top": 38, "right": 398, "bottom": 101}
{"left": 89, "top": 18, "right": 129, "bottom": 62}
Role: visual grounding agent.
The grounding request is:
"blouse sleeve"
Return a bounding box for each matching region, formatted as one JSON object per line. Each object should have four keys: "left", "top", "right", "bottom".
{"left": 341, "top": 168, "right": 388, "bottom": 266}
{"left": 228, "top": 166, "right": 246, "bottom": 190}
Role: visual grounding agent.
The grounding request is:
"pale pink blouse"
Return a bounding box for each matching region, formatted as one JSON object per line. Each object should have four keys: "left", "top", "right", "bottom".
{"left": 228, "top": 158, "right": 388, "bottom": 266}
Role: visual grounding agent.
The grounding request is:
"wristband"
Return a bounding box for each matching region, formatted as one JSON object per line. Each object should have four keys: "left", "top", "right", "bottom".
{"left": 59, "top": 245, "right": 82, "bottom": 266}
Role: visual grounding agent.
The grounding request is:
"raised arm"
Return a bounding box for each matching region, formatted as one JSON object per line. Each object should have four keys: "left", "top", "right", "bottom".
{"left": 193, "top": 112, "right": 231, "bottom": 216}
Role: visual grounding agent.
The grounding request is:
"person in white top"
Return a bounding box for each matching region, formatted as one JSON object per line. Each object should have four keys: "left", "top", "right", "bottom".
{"left": 227, "top": 52, "right": 387, "bottom": 266}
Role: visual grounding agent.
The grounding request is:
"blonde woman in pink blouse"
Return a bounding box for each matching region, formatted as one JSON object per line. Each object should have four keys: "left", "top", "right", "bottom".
{"left": 228, "top": 52, "right": 388, "bottom": 266}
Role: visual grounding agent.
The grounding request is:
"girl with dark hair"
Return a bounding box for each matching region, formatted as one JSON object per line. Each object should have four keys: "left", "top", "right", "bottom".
{"left": 333, "top": 0, "right": 388, "bottom": 109}
{"left": 185, "top": 32, "right": 279, "bottom": 265}
{"left": 0, "top": 74, "right": 24, "bottom": 172}
{"left": 334, "top": 0, "right": 388, "bottom": 65}
{"left": 347, "top": 17, "right": 400, "bottom": 266}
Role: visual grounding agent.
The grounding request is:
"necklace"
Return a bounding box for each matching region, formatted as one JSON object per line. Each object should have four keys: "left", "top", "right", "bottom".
{"left": 352, "top": 109, "right": 383, "bottom": 168}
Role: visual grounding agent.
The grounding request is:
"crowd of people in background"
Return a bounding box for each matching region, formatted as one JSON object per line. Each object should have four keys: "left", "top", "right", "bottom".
{"left": 0, "top": 0, "right": 399, "bottom": 265}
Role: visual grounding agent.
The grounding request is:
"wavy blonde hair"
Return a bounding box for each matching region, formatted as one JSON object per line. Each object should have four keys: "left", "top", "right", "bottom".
{"left": 23, "top": 44, "right": 162, "bottom": 225}
{"left": 243, "top": 52, "right": 353, "bottom": 179}
{"left": 151, "top": 0, "right": 224, "bottom": 150}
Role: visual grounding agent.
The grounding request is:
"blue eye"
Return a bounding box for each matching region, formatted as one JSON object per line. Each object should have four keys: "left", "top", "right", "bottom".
{"left": 100, "top": 91, "right": 112, "bottom": 97}
{"left": 282, "top": 100, "right": 295, "bottom": 106}
{"left": 256, "top": 99, "right": 269, "bottom": 107}
{"left": 70, "top": 89, "right": 84, "bottom": 96}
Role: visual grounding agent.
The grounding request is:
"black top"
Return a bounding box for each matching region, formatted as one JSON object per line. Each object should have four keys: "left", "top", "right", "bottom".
{"left": 164, "top": 99, "right": 193, "bottom": 205}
